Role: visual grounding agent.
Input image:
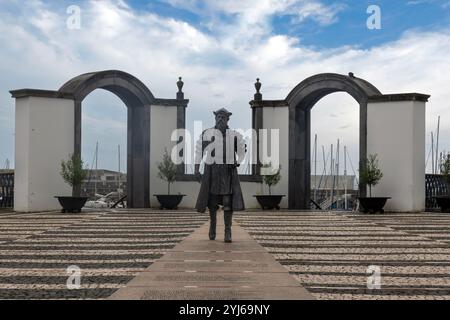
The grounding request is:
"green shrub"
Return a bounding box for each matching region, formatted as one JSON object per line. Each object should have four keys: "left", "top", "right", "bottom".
{"left": 440, "top": 152, "right": 450, "bottom": 186}
{"left": 261, "top": 163, "right": 282, "bottom": 195}
{"left": 360, "top": 154, "right": 383, "bottom": 197}
{"left": 157, "top": 149, "right": 178, "bottom": 195}
{"left": 60, "top": 154, "right": 87, "bottom": 196}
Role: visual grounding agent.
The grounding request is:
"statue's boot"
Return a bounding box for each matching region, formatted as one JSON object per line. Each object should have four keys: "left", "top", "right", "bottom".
{"left": 209, "top": 211, "right": 217, "bottom": 240}
{"left": 224, "top": 211, "right": 233, "bottom": 243}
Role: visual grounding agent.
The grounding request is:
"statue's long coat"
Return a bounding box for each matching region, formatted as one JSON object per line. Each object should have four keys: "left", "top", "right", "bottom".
{"left": 195, "top": 129, "right": 246, "bottom": 213}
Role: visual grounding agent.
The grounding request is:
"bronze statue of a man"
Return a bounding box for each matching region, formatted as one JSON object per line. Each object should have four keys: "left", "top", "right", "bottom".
{"left": 195, "top": 108, "right": 246, "bottom": 243}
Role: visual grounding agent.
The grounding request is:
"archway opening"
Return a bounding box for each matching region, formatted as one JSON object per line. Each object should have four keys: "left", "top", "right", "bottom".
{"left": 286, "top": 73, "right": 381, "bottom": 210}
{"left": 59, "top": 71, "right": 155, "bottom": 208}
{"left": 81, "top": 90, "right": 127, "bottom": 206}
{"left": 310, "top": 92, "right": 360, "bottom": 211}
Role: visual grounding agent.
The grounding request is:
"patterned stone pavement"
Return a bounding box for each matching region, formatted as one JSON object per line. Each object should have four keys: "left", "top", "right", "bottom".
{"left": 2, "top": 209, "right": 450, "bottom": 300}
{"left": 235, "top": 211, "right": 450, "bottom": 300}
{"left": 0, "top": 210, "right": 207, "bottom": 299}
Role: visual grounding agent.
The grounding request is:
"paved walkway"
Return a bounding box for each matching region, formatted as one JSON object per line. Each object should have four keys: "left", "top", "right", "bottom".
{"left": 109, "top": 212, "right": 314, "bottom": 300}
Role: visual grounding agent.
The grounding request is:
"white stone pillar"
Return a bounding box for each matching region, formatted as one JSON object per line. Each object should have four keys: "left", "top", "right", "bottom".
{"left": 149, "top": 104, "right": 178, "bottom": 207}
{"left": 12, "top": 91, "right": 75, "bottom": 212}
{"left": 367, "top": 94, "right": 429, "bottom": 212}
{"left": 261, "top": 102, "right": 290, "bottom": 208}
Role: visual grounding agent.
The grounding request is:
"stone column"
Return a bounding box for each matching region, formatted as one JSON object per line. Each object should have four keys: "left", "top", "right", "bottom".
{"left": 250, "top": 79, "right": 263, "bottom": 177}
{"left": 149, "top": 78, "right": 189, "bottom": 208}
{"left": 176, "top": 77, "right": 188, "bottom": 176}
{"left": 367, "top": 93, "right": 429, "bottom": 212}
{"left": 11, "top": 90, "right": 75, "bottom": 212}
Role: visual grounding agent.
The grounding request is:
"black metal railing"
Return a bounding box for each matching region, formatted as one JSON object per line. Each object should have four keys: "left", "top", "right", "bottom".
{"left": 426, "top": 174, "right": 448, "bottom": 210}
{"left": 0, "top": 173, "right": 14, "bottom": 208}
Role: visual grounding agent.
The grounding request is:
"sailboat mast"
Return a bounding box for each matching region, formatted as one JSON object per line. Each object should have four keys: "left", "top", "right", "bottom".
{"left": 95, "top": 142, "right": 98, "bottom": 196}
{"left": 344, "top": 146, "right": 348, "bottom": 211}
{"left": 318, "top": 145, "right": 327, "bottom": 196}
{"left": 436, "top": 116, "right": 441, "bottom": 174}
{"left": 4, "top": 159, "right": 10, "bottom": 170}
{"left": 330, "top": 144, "right": 334, "bottom": 210}
{"left": 431, "top": 132, "right": 435, "bottom": 174}
{"left": 336, "top": 139, "right": 340, "bottom": 210}
{"left": 118, "top": 145, "right": 121, "bottom": 198}
{"left": 314, "top": 134, "right": 318, "bottom": 202}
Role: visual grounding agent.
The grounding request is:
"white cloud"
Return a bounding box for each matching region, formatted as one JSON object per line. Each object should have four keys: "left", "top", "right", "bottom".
{"left": 163, "top": 0, "right": 344, "bottom": 51}
{"left": 408, "top": 0, "right": 450, "bottom": 8}
{"left": 293, "top": 1, "right": 345, "bottom": 26}
{"left": 165, "top": 0, "right": 344, "bottom": 25}
{"left": 0, "top": 0, "right": 449, "bottom": 173}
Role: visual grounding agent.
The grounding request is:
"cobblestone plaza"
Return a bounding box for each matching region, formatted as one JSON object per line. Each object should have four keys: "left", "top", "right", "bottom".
{"left": 1, "top": 210, "right": 450, "bottom": 300}
{"left": 0, "top": 210, "right": 207, "bottom": 299}
{"left": 236, "top": 211, "right": 450, "bottom": 300}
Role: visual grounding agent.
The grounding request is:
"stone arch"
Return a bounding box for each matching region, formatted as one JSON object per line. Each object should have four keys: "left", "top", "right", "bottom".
{"left": 286, "top": 73, "right": 382, "bottom": 209}
{"left": 59, "top": 70, "right": 156, "bottom": 208}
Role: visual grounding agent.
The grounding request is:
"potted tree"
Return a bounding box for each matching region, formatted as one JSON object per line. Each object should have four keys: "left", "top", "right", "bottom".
{"left": 56, "top": 153, "right": 88, "bottom": 213}
{"left": 358, "top": 154, "right": 390, "bottom": 214}
{"left": 154, "top": 149, "right": 185, "bottom": 210}
{"left": 434, "top": 152, "right": 450, "bottom": 212}
{"left": 254, "top": 163, "right": 285, "bottom": 210}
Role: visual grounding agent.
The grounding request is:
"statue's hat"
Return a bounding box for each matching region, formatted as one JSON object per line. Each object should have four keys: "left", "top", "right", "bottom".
{"left": 214, "top": 108, "right": 232, "bottom": 117}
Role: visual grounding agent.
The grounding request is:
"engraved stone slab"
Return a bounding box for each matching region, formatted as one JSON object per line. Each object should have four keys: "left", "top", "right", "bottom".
{"left": 150, "top": 260, "right": 288, "bottom": 273}
{"left": 110, "top": 286, "right": 313, "bottom": 300}
{"left": 126, "top": 271, "right": 304, "bottom": 288}
{"left": 162, "top": 251, "right": 275, "bottom": 261}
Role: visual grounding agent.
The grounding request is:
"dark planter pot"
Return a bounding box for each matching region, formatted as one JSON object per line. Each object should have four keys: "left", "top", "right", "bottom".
{"left": 154, "top": 195, "right": 185, "bottom": 210}
{"left": 434, "top": 196, "right": 450, "bottom": 212}
{"left": 254, "top": 195, "right": 285, "bottom": 210}
{"left": 55, "top": 196, "right": 88, "bottom": 213}
{"left": 358, "top": 197, "right": 391, "bottom": 214}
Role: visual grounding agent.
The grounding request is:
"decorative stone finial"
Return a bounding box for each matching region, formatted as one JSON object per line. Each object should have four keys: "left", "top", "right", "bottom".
{"left": 177, "top": 77, "right": 185, "bottom": 100}
{"left": 348, "top": 72, "right": 355, "bottom": 78}
{"left": 255, "top": 78, "right": 262, "bottom": 93}
{"left": 177, "top": 77, "right": 184, "bottom": 93}
{"left": 254, "top": 78, "right": 262, "bottom": 101}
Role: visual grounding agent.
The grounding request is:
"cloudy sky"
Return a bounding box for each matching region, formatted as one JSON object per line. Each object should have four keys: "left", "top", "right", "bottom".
{"left": 1, "top": 0, "right": 450, "bottom": 174}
